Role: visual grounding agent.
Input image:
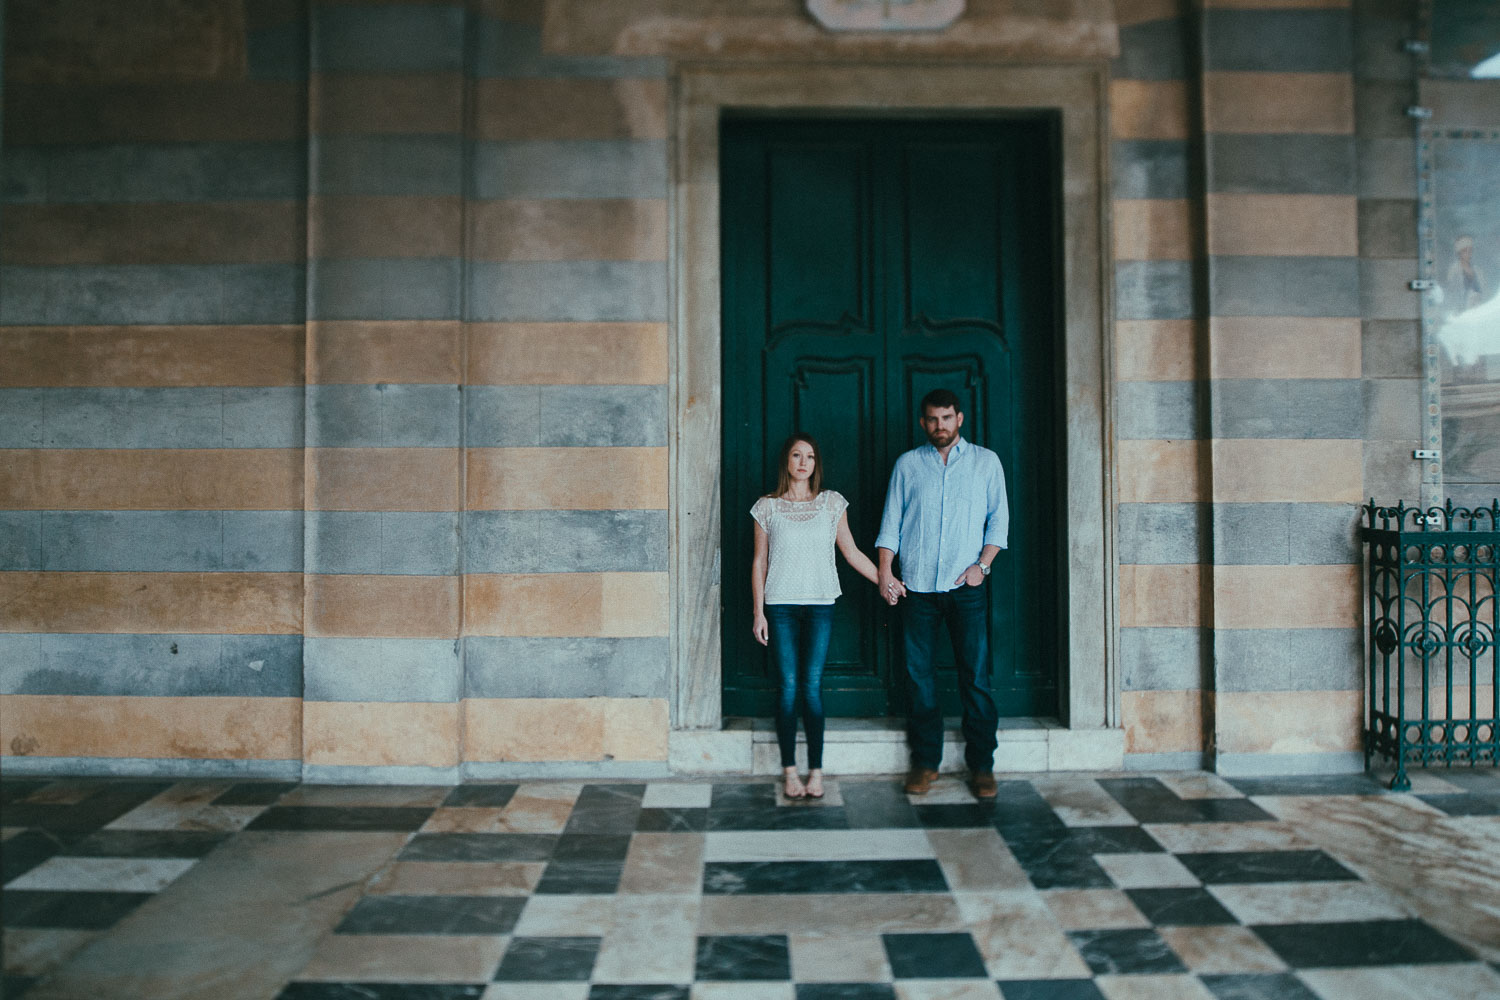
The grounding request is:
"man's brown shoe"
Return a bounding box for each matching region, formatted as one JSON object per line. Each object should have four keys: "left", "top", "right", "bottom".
{"left": 969, "top": 772, "right": 998, "bottom": 798}
{"left": 904, "top": 767, "right": 938, "bottom": 795}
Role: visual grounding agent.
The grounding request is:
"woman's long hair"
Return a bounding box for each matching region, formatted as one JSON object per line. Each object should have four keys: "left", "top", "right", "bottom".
{"left": 767, "top": 432, "right": 823, "bottom": 499}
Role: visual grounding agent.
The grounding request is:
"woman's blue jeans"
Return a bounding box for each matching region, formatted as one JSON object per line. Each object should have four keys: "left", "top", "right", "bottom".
{"left": 764, "top": 603, "right": 834, "bottom": 769}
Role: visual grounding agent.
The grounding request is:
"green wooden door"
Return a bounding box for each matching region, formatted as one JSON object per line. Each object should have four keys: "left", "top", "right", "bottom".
{"left": 721, "top": 117, "right": 1061, "bottom": 720}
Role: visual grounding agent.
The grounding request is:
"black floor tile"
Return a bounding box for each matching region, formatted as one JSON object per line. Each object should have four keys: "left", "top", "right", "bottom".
{"left": 0, "top": 779, "right": 51, "bottom": 803}
{"left": 636, "top": 807, "right": 708, "bottom": 832}
{"left": 1225, "top": 774, "right": 1391, "bottom": 797}
{"left": 441, "top": 784, "right": 518, "bottom": 808}
{"left": 63, "top": 829, "right": 229, "bottom": 858}
{"left": 278, "top": 984, "right": 486, "bottom": 999}
{"left": 1096, "top": 778, "right": 1274, "bottom": 824}
{"left": 695, "top": 934, "right": 791, "bottom": 981}
{"left": 839, "top": 782, "right": 922, "bottom": 830}
{"left": 564, "top": 784, "right": 646, "bottom": 833}
{"left": 1057, "top": 826, "right": 1163, "bottom": 854}
{"left": 913, "top": 803, "right": 998, "bottom": 828}
{"left": 1, "top": 889, "right": 155, "bottom": 929}
{"left": 0, "top": 782, "right": 172, "bottom": 834}
{"left": 494, "top": 936, "right": 601, "bottom": 981}
{"left": 334, "top": 895, "right": 525, "bottom": 935}
{"left": 1424, "top": 769, "right": 1500, "bottom": 792}
{"left": 212, "top": 782, "right": 298, "bottom": 806}
{"left": 1, "top": 829, "right": 62, "bottom": 883}
{"left": 1416, "top": 793, "right": 1500, "bottom": 816}
{"left": 1175, "top": 850, "right": 1357, "bottom": 885}
{"left": 1253, "top": 919, "right": 1473, "bottom": 968}
{"left": 2, "top": 974, "right": 39, "bottom": 999}
{"left": 796, "top": 985, "right": 898, "bottom": 1000}
{"left": 992, "top": 803, "right": 1070, "bottom": 844}
{"left": 711, "top": 783, "right": 780, "bottom": 810}
{"left": 552, "top": 833, "right": 633, "bottom": 861}
{"left": 246, "top": 806, "right": 433, "bottom": 832}
{"left": 533, "top": 860, "right": 624, "bottom": 895}
{"left": 705, "top": 807, "right": 850, "bottom": 831}
{"left": 1200, "top": 972, "right": 1321, "bottom": 1000}
{"left": 1008, "top": 841, "right": 1113, "bottom": 890}
{"left": 995, "top": 981, "right": 1107, "bottom": 1000}
{"left": 1124, "top": 888, "right": 1238, "bottom": 926}
{"left": 881, "top": 932, "right": 987, "bottom": 979}
{"left": 1066, "top": 929, "right": 1187, "bottom": 975}
{"left": 702, "top": 859, "right": 949, "bottom": 895}
{"left": 398, "top": 833, "right": 555, "bottom": 863}
{"left": 589, "top": 987, "right": 691, "bottom": 1000}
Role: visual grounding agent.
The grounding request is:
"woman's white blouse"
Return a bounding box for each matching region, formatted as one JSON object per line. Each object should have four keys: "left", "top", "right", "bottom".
{"left": 751, "top": 490, "right": 848, "bottom": 605}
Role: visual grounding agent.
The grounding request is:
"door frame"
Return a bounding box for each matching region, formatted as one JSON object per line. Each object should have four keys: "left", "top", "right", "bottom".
{"left": 670, "top": 63, "right": 1118, "bottom": 735}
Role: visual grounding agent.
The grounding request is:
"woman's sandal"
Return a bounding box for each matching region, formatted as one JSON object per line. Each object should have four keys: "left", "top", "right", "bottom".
{"left": 782, "top": 768, "right": 807, "bottom": 799}
{"left": 805, "top": 770, "right": 825, "bottom": 799}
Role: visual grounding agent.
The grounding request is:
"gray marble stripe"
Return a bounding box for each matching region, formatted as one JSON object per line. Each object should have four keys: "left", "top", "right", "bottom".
{"left": 308, "top": 384, "right": 461, "bottom": 448}
{"left": 0, "top": 756, "right": 303, "bottom": 779}
{"left": 1204, "top": 10, "right": 1353, "bottom": 73}
{"left": 304, "top": 637, "right": 460, "bottom": 702}
{"left": 1117, "top": 381, "right": 1203, "bottom": 441}
{"left": 306, "top": 512, "right": 461, "bottom": 576}
{"left": 464, "top": 636, "right": 669, "bottom": 698}
{"left": 1, "top": 264, "right": 304, "bottom": 326}
{"left": 1121, "top": 627, "right": 1208, "bottom": 692}
{"left": 1211, "top": 502, "right": 1359, "bottom": 566}
{"left": 1117, "top": 503, "right": 1208, "bottom": 566}
{"left": 467, "top": 261, "right": 667, "bottom": 323}
{"left": 0, "top": 633, "right": 303, "bottom": 697}
{"left": 1114, "top": 19, "right": 1190, "bottom": 81}
{"left": 1214, "top": 751, "right": 1366, "bottom": 776}
{"left": 471, "top": 140, "right": 667, "bottom": 199}
{"left": 1210, "top": 257, "right": 1360, "bottom": 317}
{"left": 309, "top": 258, "right": 462, "bottom": 322}
{"left": 1207, "top": 134, "right": 1357, "bottom": 195}
{"left": 1116, "top": 260, "right": 1196, "bottom": 321}
{"left": 1215, "top": 628, "right": 1362, "bottom": 691}
{"left": 1113, "top": 140, "right": 1193, "bottom": 200}
{"left": 465, "top": 510, "right": 667, "bottom": 573}
{"left": 466, "top": 385, "right": 667, "bottom": 447}
{"left": 0, "top": 387, "right": 302, "bottom": 449}
{"left": 473, "top": 19, "right": 666, "bottom": 78}
{"left": 1211, "top": 379, "right": 1363, "bottom": 439}
{"left": 311, "top": 135, "right": 463, "bottom": 197}
{"left": 3, "top": 511, "right": 304, "bottom": 573}
{"left": 1, "top": 142, "right": 305, "bottom": 204}
{"left": 312, "top": 4, "right": 465, "bottom": 73}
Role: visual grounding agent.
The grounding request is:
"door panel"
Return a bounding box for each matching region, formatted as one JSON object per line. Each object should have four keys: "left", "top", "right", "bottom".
{"left": 721, "top": 117, "right": 1060, "bottom": 720}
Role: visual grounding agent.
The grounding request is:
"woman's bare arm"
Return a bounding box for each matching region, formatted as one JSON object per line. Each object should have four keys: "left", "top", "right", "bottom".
{"left": 836, "top": 511, "right": 890, "bottom": 588}
{"left": 751, "top": 521, "right": 770, "bottom": 645}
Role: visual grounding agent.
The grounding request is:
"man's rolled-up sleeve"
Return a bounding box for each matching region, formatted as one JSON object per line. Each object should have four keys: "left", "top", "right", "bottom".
{"left": 875, "top": 460, "right": 905, "bottom": 553}
{"left": 983, "top": 455, "right": 1009, "bottom": 550}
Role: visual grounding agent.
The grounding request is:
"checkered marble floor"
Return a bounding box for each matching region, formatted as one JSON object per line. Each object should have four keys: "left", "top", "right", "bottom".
{"left": 4, "top": 770, "right": 1500, "bottom": 999}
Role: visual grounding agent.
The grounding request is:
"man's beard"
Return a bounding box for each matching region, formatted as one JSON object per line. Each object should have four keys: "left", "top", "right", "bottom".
{"left": 926, "top": 428, "right": 956, "bottom": 448}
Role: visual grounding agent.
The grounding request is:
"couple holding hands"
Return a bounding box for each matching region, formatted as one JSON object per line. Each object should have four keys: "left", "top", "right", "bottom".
{"left": 749, "top": 389, "right": 1010, "bottom": 800}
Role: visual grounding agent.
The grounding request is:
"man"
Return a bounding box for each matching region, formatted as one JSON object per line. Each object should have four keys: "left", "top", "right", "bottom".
{"left": 875, "top": 388, "right": 1009, "bottom": 798}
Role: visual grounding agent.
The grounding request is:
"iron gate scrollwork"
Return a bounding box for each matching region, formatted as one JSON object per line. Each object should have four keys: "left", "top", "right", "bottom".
{"left": 1362, "top": 500, "right": 1500, "bottom": 790}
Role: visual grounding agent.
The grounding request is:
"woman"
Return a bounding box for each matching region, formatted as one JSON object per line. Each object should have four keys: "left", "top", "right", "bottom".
{"left": 750, "top": 433, "right": 901, "bottom": 799}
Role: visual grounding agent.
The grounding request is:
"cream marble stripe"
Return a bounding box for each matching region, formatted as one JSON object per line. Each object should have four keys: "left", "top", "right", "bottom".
{"left": 1031, "top": 776, "right": 1139, "bottom": 827}
{"left": 697, "top": 894, "right": 965, "bottom": 935}
{"left": 1208, "top": 881, "right": 1411, "bottom": 925}
{"left": 702, "top": 829, "right": 935, "bottom": 862}
{"left": 1144, "top": 821, "right": 1314, "bottom": 854}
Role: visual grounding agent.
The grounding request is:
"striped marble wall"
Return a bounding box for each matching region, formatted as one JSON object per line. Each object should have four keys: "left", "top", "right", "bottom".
{"left": 0, "top": 0, "right": 310, "bottom": 776}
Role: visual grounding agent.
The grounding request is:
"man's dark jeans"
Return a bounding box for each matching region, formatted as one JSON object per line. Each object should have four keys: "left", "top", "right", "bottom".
{"left": 901, "top": 586, "right": 998, "bottom": 773}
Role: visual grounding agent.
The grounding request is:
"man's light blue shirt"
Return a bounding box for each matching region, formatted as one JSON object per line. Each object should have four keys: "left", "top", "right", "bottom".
{"left": 874, "top": 437, "right": 1009, "bottom": 593}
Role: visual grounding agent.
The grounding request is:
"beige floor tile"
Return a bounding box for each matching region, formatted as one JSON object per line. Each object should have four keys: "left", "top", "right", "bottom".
{"left": 788, "top": 932, "right": 892, "bottom": 982}
{"left": 927, "top": 829, "right": 1030, "bottom": 891}
{"left": 705, "top": 829, "right": 933, "bottom": 862}
{"left": 1040, "top": 889, "right": 1150, "bottom": 930}
{"left": 953, "top": 890, "right": 1091, "bottom": 980}
{"left": 620, "top": 831, "right": 705, "bottom": 894}
{"left": 8, "top": 856, "right": 197, "bottom": 893}
{"left": 22, "top": 782, "right": 100, "bottom": 805}
{"left": 642, "top": 782, "right": 714, "bottom": 809}
{"left": 1209, "top": 881, "right": 1411, "bottom": 925}
{"left": 421, "top": 807, "right": 514, "bottom": 834}
{"left": 367, "top": 861, "right": 544, "bottom": 896}
{"left": 774, "top": 779, "right": 845, "bottom": 807}
{"left": 1094, "top": 973, "right": 1215, "bottom": 1000}
{"left": 913, "top": 777, "right": 981, "bottom": 804}
{"left": 296, "top": 934, "right": 506, "bottom": 982}
{"left": 1153, "top": 773, "right": 1243, "bottom": 800}
{"left": 1156, "top": 925, "right": 1287, "bottom": 974}
{"left": 104, "top": 783, "right": 233, "bottom": 829}
{"left": 1093, "top": 852, "right": 1200, "bottom": 889}
{"left": 592, "top": 894, "right": 700, "bottom": 983}
{"left": 1032, "top": 777, "right": 1137, "bottom": 826}
{"left": 894, "top": 981, "right": 1002, "bottom": 1000}
{"left": 1299, "top": 963, "right": 1500, "bottom": 1000}
{"left": 1, "top": 928, "right": 100, "bottom": 977}
{"left": 277, "top": 785, "right": 450, "bottom": 807}
{"left": 698, "top": 894, "right": 964, "bottom": 935}
{"left": 511, "top": 894, "right": 617, "bottom": 936}
{"left": 691, "top": 984, "right": 795, "bottom": 1000}
{"left": 489, "top": 785, "right": 582, "bottom": 833}
{"left": 483, "top": 984, "right": 590, "bottom": 1000}
{"left": 1143, "top": 821, "right": 1312, "bottom": 854}
{"left": 1, "top": 826, "right": 23, "bottom": 841}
